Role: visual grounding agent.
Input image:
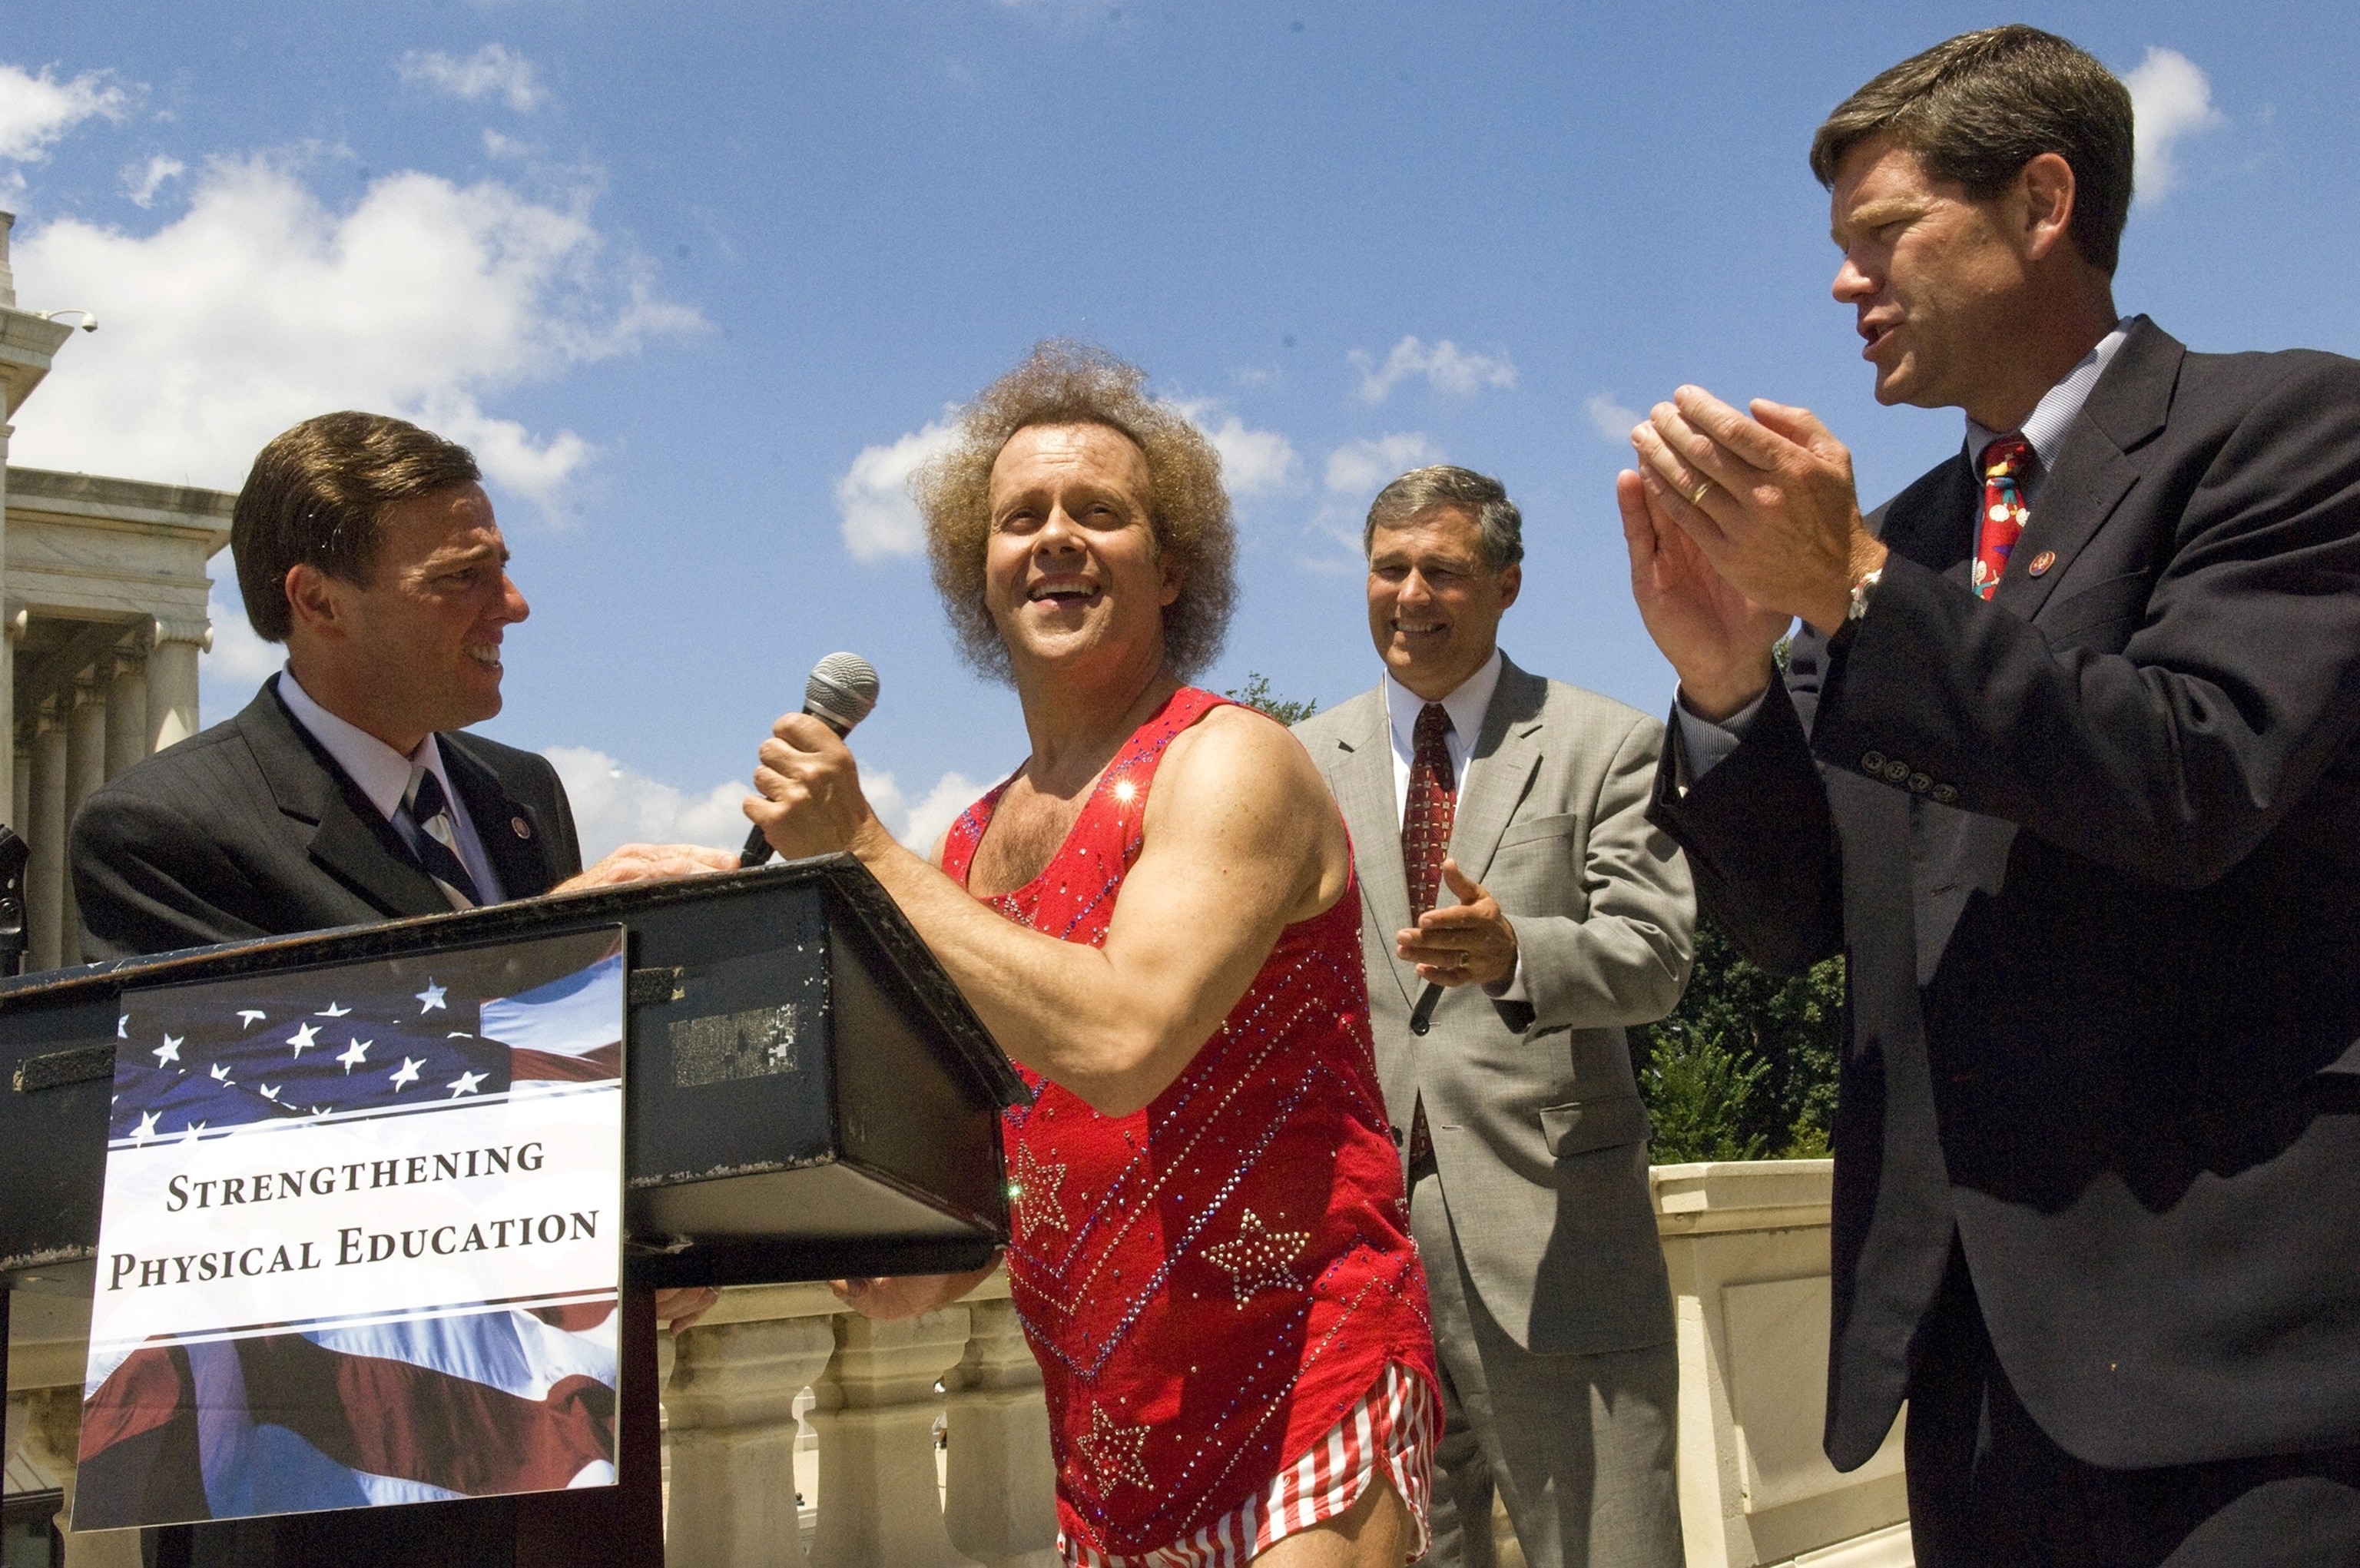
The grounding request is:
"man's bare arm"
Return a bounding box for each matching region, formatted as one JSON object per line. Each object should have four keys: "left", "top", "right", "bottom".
{"left": 750, "top": 707, "right": 1347, "bottom": 1117}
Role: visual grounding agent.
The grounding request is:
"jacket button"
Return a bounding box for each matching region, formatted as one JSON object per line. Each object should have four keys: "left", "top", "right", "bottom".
{"left": 1884, "top": 760, "right": 1911, "bottom": 784}
{"left": 511, "top": 816, "right": 532, "bottom": 839}
{"left": 1931, "top": 784, "right": 1959, "bottom": 804}
{"left": 1908, "top": 773, "right": 1932, "bottom": 793}
{"left": 1861, "top": 751, "right": 1887, "bottom": 773}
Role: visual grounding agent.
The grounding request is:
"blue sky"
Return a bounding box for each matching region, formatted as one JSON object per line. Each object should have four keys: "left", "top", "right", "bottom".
{"left": 4, "top": 2, "right": 2355, "bottom": 855}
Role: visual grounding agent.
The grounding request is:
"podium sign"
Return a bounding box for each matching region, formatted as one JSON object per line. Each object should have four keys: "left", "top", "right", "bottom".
{"left": 74, "top": 927, "right": 629, "bottom": 1530}
{"left": 3, "top": 854, "right": 1020, "bottom": 1304}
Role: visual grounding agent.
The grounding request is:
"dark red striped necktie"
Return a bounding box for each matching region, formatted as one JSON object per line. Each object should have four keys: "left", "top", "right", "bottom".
{"left": 1403, "top": 702, "right": 1455, "bottom": 917}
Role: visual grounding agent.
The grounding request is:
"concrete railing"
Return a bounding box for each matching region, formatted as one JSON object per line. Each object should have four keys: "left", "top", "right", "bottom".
{"left": 7, "top": 1162, "right": 1910, "bottom": 1567}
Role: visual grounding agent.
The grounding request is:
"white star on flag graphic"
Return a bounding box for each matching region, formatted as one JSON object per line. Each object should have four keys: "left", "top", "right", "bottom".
{"left": 337, "top": 1039, "right": 371, "bottom": 1073}
{"left": 132, "top": 1110, "right": 161, "bottom": 1143}
{"left": 237, "top": 1009, "right": 267, "bottom": 1029}
{"left": 317, "top": 1002, "right": 351, "bottom": 1018}
{"left": 208, "top": 1062, "right": 234, "bottom": 1085}
{"left": 152, "top": 1034, "right": 182, "bottom": 1067}
{"left": 287, "top": 1022, "right": 320, "bottom": 1056}
{"left": 389, "top": 1056, "right": 424, "bottom": 1092}
{"left": 416, "top": 980, "right": 448, "bottom": 1013}
{"left": 446, "top": 1070, "right": 487, "bottom": 1098}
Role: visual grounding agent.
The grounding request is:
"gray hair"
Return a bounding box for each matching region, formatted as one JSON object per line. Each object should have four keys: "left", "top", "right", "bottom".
{"left": 1362, "top": 465, "right": 1523, "bottom": 570}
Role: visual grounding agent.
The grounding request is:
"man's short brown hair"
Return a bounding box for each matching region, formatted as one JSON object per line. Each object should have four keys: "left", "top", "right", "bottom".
{"left": 913, "top": 341, "right": 1237, "bottom": 683}
{"left": 1810, "top": 26, "right": 2135, "bottom": 274}
{"left": 231, "top": 412, "right": 481, "bottom": 642}
{"left": 1364, "top": 466, "right": 1524, "bottom": 571}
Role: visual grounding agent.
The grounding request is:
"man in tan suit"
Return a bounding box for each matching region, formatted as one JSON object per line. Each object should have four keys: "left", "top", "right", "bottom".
{"left": 1295, "top": 466, "right": 1693, "bottom": 1567}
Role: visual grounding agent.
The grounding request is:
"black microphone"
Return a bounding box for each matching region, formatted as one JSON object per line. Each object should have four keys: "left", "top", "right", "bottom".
{"left": 741, "top": 652, "right": 882, "bottom": 867}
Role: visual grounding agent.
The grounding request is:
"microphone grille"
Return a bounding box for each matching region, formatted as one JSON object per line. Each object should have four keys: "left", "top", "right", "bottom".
{"left": 805, "top": 652, "right": 880, "bottom": 728}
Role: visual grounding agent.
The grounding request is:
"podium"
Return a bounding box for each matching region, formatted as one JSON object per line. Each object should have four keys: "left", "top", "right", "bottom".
{"left": 0, "top": 854, "right": 1024, "bottom": 1559}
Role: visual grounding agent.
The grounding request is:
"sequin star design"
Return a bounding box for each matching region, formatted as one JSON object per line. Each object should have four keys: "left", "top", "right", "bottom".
{"left": 1011, "top": 1142, "right": 1069, "bottom": 1236}
{"left": 1202, "top": 1208, "right": 1311, "bottom": 1308}
{"left": 1076, "top": 1404, "right": 1154, "bottom": 1493}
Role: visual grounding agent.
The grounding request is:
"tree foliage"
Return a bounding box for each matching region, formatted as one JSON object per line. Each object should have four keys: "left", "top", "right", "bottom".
{"left": 1225, "top": 672, "right": 1319, "bottom": 726}
{"left": 1638, "top": 914, "right": 1843, "bottom": 1162}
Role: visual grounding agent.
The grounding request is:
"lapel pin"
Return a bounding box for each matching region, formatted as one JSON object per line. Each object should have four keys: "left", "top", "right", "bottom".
{"left": 511, "top": 816, "right": 532, "bottom": 840}
{"left": 2027, "top": 550, "right": 2057, "bottom": 577}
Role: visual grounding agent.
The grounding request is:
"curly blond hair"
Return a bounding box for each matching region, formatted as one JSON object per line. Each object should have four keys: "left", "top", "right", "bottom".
{"left": 913, "top": 341, "right": 1236, "bottom": 683}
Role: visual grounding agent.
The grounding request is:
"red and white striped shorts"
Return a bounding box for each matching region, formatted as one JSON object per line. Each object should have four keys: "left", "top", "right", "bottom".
{"left": 1062, "top": 1361, "right": 1437, "bottom": 1568}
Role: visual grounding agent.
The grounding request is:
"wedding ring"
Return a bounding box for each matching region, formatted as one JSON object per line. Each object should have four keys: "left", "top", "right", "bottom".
{"left": 1690, "top": 479, "right": 1712, "bottom": 508}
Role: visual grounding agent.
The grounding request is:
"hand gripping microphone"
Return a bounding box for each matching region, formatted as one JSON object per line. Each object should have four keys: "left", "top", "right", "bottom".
{"left": 741, "top": 652, "right": 882, "bottom": 867}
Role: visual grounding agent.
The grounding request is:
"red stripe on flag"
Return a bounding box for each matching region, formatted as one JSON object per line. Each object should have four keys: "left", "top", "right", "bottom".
{"left": 78, "top": 1344, "right": 191, "bottom": 1457}
{"left": 509, "top": 1043, "right": 621, "bottom": 1082}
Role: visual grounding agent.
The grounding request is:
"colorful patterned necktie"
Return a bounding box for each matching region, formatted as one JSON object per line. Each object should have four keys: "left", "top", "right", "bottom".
{"left": 400, "top": 767, "right": 483, "bottom": 910}
{"left": 1974, "top": 436, "right": 2034, "bottom": 599}
{"left": 1402, "top": 702, "right": 1456, "bottom": 917}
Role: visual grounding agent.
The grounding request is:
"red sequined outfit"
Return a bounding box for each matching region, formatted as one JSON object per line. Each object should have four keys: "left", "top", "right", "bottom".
{"left": 942, "top": 688, "right": 1436, "bottom": 1560}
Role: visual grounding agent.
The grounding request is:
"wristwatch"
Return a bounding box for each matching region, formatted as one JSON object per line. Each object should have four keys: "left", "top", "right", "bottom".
{"left": 1847, "top": 566, "right": 1884, "bottom": 624}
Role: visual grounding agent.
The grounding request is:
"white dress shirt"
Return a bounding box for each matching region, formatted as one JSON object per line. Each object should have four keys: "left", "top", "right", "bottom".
{"left": 1382, "top": 648, "right": 1527, "bottom": 1000}
{"left": 1675, "top": 322, "right": 2131, "bottom": 781}
{"left": 277, "top": 668, "right": 505, "bottom": 907}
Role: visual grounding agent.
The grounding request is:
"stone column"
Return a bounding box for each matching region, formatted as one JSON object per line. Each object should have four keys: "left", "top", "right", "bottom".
{"left": 943, "top": 1300, "right": 1059, "bottom": 1568}
{"left": 10, "top": 739, "right": 25, "bottom": 840}
{"left": 805, "top": 1308, "right": 982, "bottom": 1568}
{"left": 61, "top": 678, "right": 105, "bottom": 966}
{"left": 145, "top": 618, "right": 209, "bottom": 754}
{"left": 665, "top": 1315, "right": 837, "bottom": 1568}
{"left": 19, "top": 1386, "right": 145, "bottom": 1568}
{"left": 0, "top": 602, "right": 20, "bottom": 827}
{"left": 104, "top": 648, "right": 148, "bottom": 778}
{"left": 26, "top": 704, "right": 66, "bottom": 972}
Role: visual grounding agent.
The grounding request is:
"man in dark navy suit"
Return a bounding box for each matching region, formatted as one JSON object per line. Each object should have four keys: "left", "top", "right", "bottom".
{"left": 72, "top": 411, "right": 726, "bottom": 1566}
{"left": 1616, "top": 26, "right": 2360, "bottom": 1568}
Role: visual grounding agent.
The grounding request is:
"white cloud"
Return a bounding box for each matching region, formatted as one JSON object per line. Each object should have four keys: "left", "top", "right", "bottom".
{"left": 1584, "top": 392, "right": 1640, "bottom": 444}
{"left": 8, "top": 154, "right": 702, "bottom": 512}
{"left": 1171, "top": 399, "right": 1299, "bottom": 498}
{"left": 864, "top": 768, "right": 986, "bottom": 857}
{"left": 121, "top": 153, "right": 185, "bottom": 208}
{"left": 399, "top": 45, "right": 545, "bottom": 114}
{"left": 198, "top": 592, "right": 281, "bottom": 686}
{"left": 1349, "top": 336, "right": 1516, "bottom": 404}
{"left": 0, "top": 61, "right": 127, "bottom": 162}
{"left": 2125, "top": 47, "right": 2224, "bottom": 205}
{"left": 544, "top": 746, "right": 751, "bottom": 860}
{"left": 545, "top": 745, "right": 983, "bottom": 862}
{"left": 1324, "top": 433, "right": 1444, "bottom": 496}
{"left": 837, "top": 415, "right": 960, "bottom": 562}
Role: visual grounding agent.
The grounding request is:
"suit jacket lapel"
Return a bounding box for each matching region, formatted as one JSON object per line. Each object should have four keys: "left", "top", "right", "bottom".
{"left": 1997, "top": 317, "right": 2179, "bottom": 621}
{"left": 1449, "top": 657, "right": 1544, "bottom": 885}
{"left": 1323, "top": 690, "right": 1419, "bottom": 1007}
{"left": 442, "top": 735, "right": 561, "bottom": 900}
{"left": 244, "top": 677, "right": 454, "bottom": 919}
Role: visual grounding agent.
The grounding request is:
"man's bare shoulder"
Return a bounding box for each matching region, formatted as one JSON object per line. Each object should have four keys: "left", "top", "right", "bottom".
{"left": 1156, "top": 704, "right": 1334, "bottom": 823}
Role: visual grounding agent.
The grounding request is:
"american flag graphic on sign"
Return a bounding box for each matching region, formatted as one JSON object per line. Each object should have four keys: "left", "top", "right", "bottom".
{"left": 74, "top": 927, "right": 628, "bottom": 1530}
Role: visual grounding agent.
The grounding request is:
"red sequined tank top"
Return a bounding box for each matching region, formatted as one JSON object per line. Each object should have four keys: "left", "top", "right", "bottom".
{"left": 942, "top": 688, "right": 1435, "bottom": 1557}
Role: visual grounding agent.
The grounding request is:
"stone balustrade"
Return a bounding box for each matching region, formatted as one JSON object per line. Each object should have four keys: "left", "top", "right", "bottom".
{"left": 7, "top": 1162, "right": 1911, "bottom": 1567}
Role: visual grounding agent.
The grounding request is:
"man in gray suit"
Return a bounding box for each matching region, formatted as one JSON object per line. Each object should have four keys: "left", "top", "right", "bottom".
{"left": 1295, "top": 466, "right": 1693, "bottom": 1568}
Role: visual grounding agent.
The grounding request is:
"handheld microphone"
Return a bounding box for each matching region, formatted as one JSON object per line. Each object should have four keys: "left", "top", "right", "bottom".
{"left": 741, "top": 652, "right": 882, "bottom": 867}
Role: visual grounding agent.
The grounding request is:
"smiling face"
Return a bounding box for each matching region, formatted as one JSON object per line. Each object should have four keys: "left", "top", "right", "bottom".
{"left": 983, "top": 423, "right": 1180, "bottom": 685}
{"left": 1365, "top": 505, "right": 1520, "bottom": 701}
{"left": 1830, "top": 134, "right": 2042, "bottom": 418}
{"left": 287, "top": 482, "right": 529, "bottom": 752}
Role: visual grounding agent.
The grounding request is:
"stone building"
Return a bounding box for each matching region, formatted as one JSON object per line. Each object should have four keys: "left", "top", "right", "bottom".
{"left": 0, "top": 211, "right": 235, "bottom": 973}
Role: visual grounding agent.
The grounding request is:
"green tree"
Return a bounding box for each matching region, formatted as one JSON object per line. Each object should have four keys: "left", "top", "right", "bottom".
{"left": 1225, "top": 672, "right": 1318, "bottom": 725}
{"left": 1637, "top": 915, "right": 1844, "bottom": 1162}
